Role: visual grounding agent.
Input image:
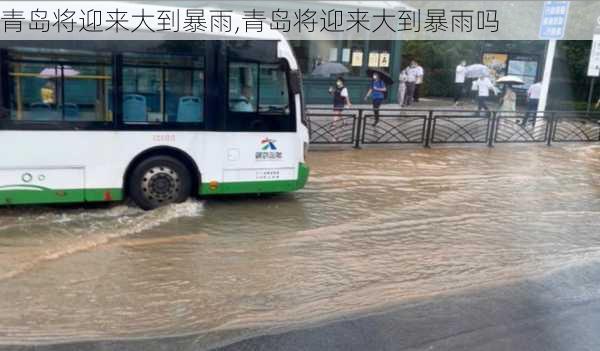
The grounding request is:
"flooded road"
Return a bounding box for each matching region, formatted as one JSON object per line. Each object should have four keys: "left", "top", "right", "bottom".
{"left": 2, "top": 144, "right": 600, "bottom": 348}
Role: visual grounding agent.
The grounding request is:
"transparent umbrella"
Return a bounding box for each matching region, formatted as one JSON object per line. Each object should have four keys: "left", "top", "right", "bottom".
{"left": 496, "top": 75, "right": 525, "bottom": 85}
{"left": 465, "top": 64, "right": 490, "bottom": 79}
{"left": 39, "top": 66, "right": 80, "bottom": 78}
{"left": 311, "top": 62, "right": 349, "bottom": 77}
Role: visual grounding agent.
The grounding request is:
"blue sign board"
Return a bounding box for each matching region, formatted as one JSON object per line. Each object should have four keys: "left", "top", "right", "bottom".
{"left": 539, "top": 1, "right": 569, "bottom": 39}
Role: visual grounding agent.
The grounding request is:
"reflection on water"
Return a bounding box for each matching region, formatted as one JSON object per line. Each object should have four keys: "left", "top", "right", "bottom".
{"left": 2, "top": 144, "right": 600, "bottom": 344}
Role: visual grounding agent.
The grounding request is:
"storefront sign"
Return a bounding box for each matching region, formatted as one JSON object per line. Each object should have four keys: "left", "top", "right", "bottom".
{"left": 351, "top": 51, "right": 363, "bottom": 67}
{"left": 329, "top": 48, "right": 338, "bottom": 62}
{"left": 342, "top": 48, "right": 351, "bottom": 63}
{"left": 368, "top": 52, "right": 379, "bottom": 67}
{"left": 379, "top": 52, "right": 390, "bottom": 68}
{"left": 482, "top": 52, "right": 508, "bottom": 78}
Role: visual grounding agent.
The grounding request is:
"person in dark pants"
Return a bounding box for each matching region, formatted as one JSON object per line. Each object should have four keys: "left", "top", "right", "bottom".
{"left": 474, "top": 75, "right": 496, "bottom": 116}
{"left": 522, "top": 81, "right": 541, "bottom": 126}
{"left": 403, "top": 61, "right": 418, "bottom": 106}
{"left": 454, "top": 60, "right": 467, "bottom": 106}
{"left": 364, "top": 73, "right": 387, "bottom": 126}
{"left": 413, "top": 62, "right": 424, "bottom": 102}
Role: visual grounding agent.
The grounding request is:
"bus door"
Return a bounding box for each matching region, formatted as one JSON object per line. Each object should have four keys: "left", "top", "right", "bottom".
{"left": 217, "top": 41, "right": 299, "bottom": 186}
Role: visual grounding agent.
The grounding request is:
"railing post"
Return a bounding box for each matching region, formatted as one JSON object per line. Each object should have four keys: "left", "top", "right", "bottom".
{"left": 546, "top": 112, "right": 554, "bottom": 146}
{"left": 354, "top": 109, "right": 362, "bottom": 149}
{"left": 487, "top": 111, "right": 496, "bottom": 147}
{"left": 424, "top": 110, "right": 433, "bottom": 148}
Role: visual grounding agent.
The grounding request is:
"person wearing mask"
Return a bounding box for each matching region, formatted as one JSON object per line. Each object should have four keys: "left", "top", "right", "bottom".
{"left": 522, "top": 80, "right": 542, "bottom": 126}
{"left": 329, "top": 77, "right": 351, "bottom": 136}
{"left": 473, "top": 75, "right": 496, "bottom": 115}
{"left": 413, "top": 62, "right": 424, "bottom": 102}
{"left": 364, "top": 72, "right": 386, "bottom": 126}
{"left": 397, "top": 69, "right": 408, "bottom": 107}
{"left": 404, "top": 61, "right": 418, "bottom": 106}
{"left": 454, "top": 60, "right": 467, "bottom": 106}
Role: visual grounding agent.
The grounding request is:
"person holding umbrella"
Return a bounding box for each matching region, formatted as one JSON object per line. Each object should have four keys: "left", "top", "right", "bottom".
{"left": 364, "top": 70, "right": 391, "bottom": 126}
{"left": 496, "top": 75, "right": 524, "bottom": 117}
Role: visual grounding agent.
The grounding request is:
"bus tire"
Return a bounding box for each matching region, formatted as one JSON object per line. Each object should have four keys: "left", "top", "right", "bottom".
{"left": 128, "top": 155, "right": 192, "bottom": 210}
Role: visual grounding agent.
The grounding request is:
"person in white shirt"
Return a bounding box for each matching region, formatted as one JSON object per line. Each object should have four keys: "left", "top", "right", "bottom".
{"left": 413, "top": 62, "right": 424, "bottom": 102}
{"left": 403, "top": 61, "right": 419, "bottom": 106}
{"left": 454, "top": 60, "right": 467, "bottom": 106}
{"left": 328, "top": 76, "right": 351, "bottom": 140}
{"left": 522, "top": 81, "right": 542, "bottom": 126}
{"left": 473, "top": 75, "right": 496, "bottom": 115}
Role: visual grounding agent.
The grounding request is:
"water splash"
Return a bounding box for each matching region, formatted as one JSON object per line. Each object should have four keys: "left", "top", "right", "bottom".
{"left": 0, "top": 200, "right": 204, "bottom": 280}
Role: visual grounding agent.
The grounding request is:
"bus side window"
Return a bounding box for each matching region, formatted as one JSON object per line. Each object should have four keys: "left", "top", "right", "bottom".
{"left": 6, "top": 49, "right": 112, "bottom": 123}
{"left": 228, "top": 63, "right": 258, "bottom": 113}
{"left": 122, "top": 53, "right": 205, "bottom": 125}
{"left": 227, "top": 61, "right": 294, "bottom": 132}
{"left": 259, "top": 64, "right": 289, "bottom": 114}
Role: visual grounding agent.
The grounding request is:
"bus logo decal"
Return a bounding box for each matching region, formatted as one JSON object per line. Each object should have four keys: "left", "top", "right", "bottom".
{"left": 261, "top": 138, "right": 277, "bottom": 151}
{"left": 256, "top": 138, "right": 282, "bottom": 161}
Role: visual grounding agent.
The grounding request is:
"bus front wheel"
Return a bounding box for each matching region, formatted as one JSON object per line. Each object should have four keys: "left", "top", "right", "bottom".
{"left": 128, "top": 155, "right": 192, "bottom": 210}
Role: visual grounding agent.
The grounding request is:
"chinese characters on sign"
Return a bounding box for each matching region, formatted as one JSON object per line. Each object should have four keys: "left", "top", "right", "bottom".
{"left": 539, "top": 1, "right": 569, "bottom": 39}
{"left": 255, "top": 151, "right": 283, "bottom": 161}
{"left": 0, "top": 7, "right": 500, "bottom": 35}
{"left": 256, "top": 170, "right": 281, "bottom": 180}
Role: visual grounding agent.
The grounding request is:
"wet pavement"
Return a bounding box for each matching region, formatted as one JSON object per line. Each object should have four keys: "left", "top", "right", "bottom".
{"left": 2, "top": 144, "right": 600, "bottom": 350}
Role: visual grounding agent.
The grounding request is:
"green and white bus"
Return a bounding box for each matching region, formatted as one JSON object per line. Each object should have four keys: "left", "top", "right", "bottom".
{"left": 0, "top": 25, "right": 309, "bottom": 209}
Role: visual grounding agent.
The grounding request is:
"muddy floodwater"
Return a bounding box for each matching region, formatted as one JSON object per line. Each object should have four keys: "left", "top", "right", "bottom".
{"left": 2, "top": 144, "right": 600, "bottom": 347}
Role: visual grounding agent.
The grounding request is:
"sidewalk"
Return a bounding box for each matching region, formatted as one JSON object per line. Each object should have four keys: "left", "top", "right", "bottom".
{"left": 308, "top": 96, "right": 509, "bottom": 111}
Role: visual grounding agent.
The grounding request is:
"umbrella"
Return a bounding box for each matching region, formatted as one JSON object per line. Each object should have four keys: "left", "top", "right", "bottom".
{"left": 367, "top": 68, "right": 394, "bottom": 85}
{"left": 496, "top": 75, "right": 524, "bottom": 85}
{"left": 465, "top": 64, "right": 490, "bottom": 79}
{"left": 39, "top": 66, "right": 80, "bottom": 78}
{"left": 311, "top": 62, "right": 349, "bottom": 77}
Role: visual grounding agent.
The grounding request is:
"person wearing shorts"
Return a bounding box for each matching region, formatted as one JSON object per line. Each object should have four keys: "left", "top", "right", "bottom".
{"left": 329, "top": 77, "right": 351, "bottom": 140}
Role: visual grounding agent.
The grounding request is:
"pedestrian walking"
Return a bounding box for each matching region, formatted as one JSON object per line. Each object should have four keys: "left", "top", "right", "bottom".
{"left": 328, "top": 77, "right": 351, "bottom": 139}
{"left": 499, "top": 85, "right": 517, "bottom": 116}
{"left": 403, "top": 62, "right": 418, "bottom": 106}
{"left": 473, "top": 75, "right": 496, "bottom": 116}
{"left": 397, "top": 69, "right": 407, "bottom": 107}
{"left": 522, "top": 81, "right": 541, "bottom": 126}
{"left": 414, "top": 62, "right": 424, "bottom": 102}
{"left": 454, "top": 60, "right": 467, "bottom": 106}
{"left": 364, "top": 72, "right": 387, "bottom": 126}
